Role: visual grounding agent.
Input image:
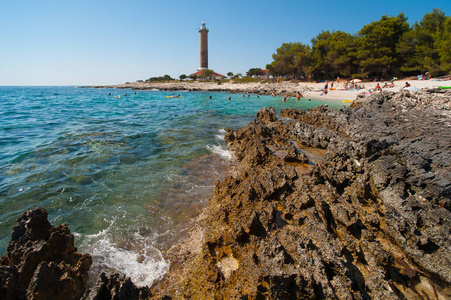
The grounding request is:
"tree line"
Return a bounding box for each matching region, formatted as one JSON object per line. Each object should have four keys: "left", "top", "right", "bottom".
{"left": 266, "top": 9, "right": 451, "bottom": 80}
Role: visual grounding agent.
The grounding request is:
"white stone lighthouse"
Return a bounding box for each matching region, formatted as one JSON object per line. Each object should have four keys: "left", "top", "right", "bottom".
{"left": 198, "top": 22, "right": 209, "bottom": 70}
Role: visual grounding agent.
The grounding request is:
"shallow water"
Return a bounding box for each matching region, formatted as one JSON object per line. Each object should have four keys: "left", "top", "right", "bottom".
{"left": 0, "top": 86, "right": 348, "bottom": 286}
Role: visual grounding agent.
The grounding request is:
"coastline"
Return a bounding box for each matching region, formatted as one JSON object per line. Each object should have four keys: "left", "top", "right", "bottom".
{"left": 1, "top": 88, "right": 450, "bottom": 299}
{"left": 149, "top": 89, "right": 451, "bottom": 299}
{"left": 94, "top": 77, "right": 451, "bottom": 103}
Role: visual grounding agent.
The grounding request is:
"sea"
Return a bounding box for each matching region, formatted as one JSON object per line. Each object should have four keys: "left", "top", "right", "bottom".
{"left": 0, "top": 86, "right": 347, "bottom": 286}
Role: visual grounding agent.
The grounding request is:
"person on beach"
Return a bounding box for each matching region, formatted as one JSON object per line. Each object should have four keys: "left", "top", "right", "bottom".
{"left": 375, "top": 83, "right": 382, "bottom": 92}
{"left": 322, "top": 81, "right": 328, "bottom": 95}
{"left": 296, "top": 91, "right": 301, "bottom": 101}
{"left": 404, "top": 82, "right": 411, "bottom": 88}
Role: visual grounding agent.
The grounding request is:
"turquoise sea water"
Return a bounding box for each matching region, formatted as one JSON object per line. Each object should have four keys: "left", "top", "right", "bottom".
{"left": 0, "top": 86, "right": 347, "bottom": 286}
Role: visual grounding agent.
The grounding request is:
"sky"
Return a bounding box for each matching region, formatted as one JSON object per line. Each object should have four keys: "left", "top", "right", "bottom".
{"left": 1, "top": 0, "right": 450, "bottom": 86}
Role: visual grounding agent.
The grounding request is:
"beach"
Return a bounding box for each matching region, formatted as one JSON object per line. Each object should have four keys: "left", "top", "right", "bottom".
{"left": 301, "top": 77, "right": 451, "bottom": 101}
{"left": 101, "top": 77, "right": 451, "bottom": 103}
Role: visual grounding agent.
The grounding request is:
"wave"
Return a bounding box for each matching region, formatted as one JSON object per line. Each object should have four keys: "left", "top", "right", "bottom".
{"left": 215, "top": 128, "right": 226, "bottom": 141}
{"left": 75, "top": 222, "right": 168, "bottom": 287}
{"left": 206, "top": 144, "right": 232, "bottom": 160}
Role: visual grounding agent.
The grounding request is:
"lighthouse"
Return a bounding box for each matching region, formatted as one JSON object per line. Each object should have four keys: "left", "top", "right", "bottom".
{"left": 190, "top": 22, "right": 224, "bottom": 79}
{"left": 198, "top": 22, "right": 209, "bottom": 70}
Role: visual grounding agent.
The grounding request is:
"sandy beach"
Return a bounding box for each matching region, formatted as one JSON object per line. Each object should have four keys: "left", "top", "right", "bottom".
{"left": 101, "top": 77, "right": 451, "bottom": 104}
{"left": 300, "top": 77, "right": 451, "bottom": 102}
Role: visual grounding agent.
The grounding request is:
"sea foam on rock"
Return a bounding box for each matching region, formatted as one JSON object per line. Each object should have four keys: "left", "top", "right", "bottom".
{"left": 0, "top": 207, "right": 151, "bottom": 300}
{"left": 151, "top": 90, "right": 451, "bottom": 299}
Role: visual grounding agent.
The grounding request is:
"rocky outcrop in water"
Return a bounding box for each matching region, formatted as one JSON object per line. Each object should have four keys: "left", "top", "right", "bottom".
{"left": 151, "top": 90, "right": 451, "bottom": 299}
{"left": 0, "top": 207, "right": 92, "bottom": 299}
{"left": 0, "top": 207, "right": 150, "bottom": 300}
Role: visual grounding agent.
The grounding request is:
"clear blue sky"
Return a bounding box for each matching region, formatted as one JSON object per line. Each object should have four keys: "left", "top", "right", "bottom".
{"left": 1, "top": 0, "right": 449, "bottom": 85}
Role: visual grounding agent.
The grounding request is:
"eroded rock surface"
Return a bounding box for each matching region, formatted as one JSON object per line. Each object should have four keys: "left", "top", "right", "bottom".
{"left": 0, "top": 207, "right": 92, "bottom": 300}
{"left": 0, "top": 207, "right": 150, "bottom": 300}
{"left": 151, "top": 90, "right": 451, "bottom": 299}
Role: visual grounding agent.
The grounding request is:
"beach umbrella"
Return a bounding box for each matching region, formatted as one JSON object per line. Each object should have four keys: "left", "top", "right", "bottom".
{"left": 352, "top": 79, "right": 362, "bottom": 83}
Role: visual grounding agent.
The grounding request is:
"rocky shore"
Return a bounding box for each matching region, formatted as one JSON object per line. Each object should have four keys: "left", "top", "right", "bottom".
{"left": 1, "top": 89, "right": 450, "bottom": 299}
{"left": 149, "top": 89, "right": 451, "bottom": 299}
{"left": 95, "top": 81, "right": 305, "bottom": 96}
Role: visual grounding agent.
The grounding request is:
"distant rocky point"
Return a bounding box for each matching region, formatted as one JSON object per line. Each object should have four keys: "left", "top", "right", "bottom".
{"left": 92, "top": 80, "right": 305, "bottom": 96}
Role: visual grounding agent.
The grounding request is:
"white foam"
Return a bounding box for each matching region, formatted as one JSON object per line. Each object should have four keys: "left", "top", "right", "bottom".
{"left": 215, "top": 128, "right": 226, "bottom": 141}
{"left": 206, "top": 144, "right": 232, "bottom": 160}
{"left": 75, "top": 223, "right": 169, "bottom": 287}
{"left": 89, "top": 236, "right": 168, "bottom": 287}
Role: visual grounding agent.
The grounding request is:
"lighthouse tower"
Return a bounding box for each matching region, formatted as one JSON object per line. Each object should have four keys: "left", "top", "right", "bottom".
{"left": 190, "top": 22, "right": 224, "bottom": 79}
{"left": 198, "top": 22, "right": 209, "bottom": 70}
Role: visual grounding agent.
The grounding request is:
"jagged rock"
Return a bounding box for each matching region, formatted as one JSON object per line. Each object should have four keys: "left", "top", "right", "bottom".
{"left": 0, "top": 207, "right": 151, "bottom": 300}
{"left": 82, "top": 273, "right": 151, "bottom": 300}
{"left": 0, "top": 207, "right": 92, "bottom": 300}
{"left": 151, "top": 90, "right": 451, "bottom": 299}
{"left": 256, "top": 106, "right": 277, "bottom": 123}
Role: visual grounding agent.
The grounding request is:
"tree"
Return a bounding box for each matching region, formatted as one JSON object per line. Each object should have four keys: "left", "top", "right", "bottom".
{"left": 310, "top": 30, "right": 357, "bottom": 79}
{"left": 189, "top": 74, "right": 198, "bottom": 80}
{"left": 356, "top": 13, "right": 410, "bottom": 78}
{"left": 163, "top": 74, "right": 173, "bottom": 81}
{"left": 201, "top": 69, "right": 214, "bottom": 79}
{"left": 398, "top": 9, "right": 448, "bottom": 76}
{"left": 438, "top": 16, "right": 451, "bottom": 73}
{"left": 246, "top": 68, "right": 265, "bottom": 77}
{"left": 268, "top": 42, "right": 311, "bottom": 78}
{"left": 179, "top": 74, "right": 187, "bottom": 80}
{"left": 227, "top": 72, "right": 234, "bottom": 78}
